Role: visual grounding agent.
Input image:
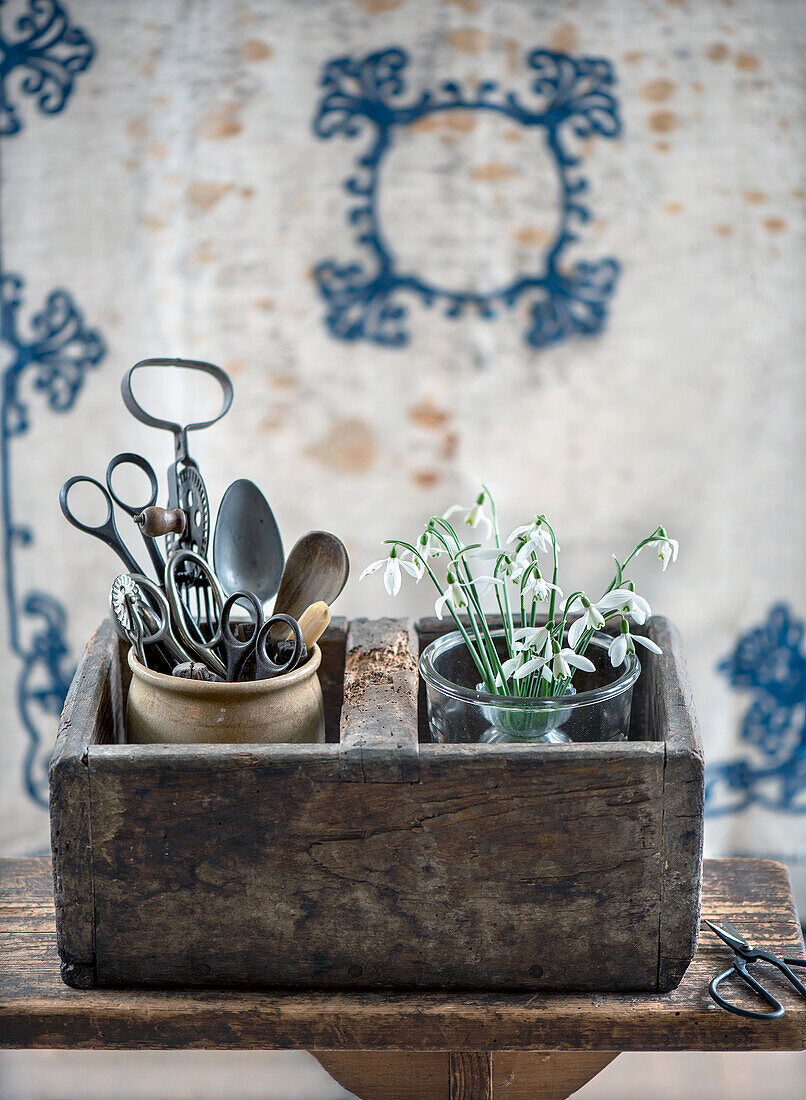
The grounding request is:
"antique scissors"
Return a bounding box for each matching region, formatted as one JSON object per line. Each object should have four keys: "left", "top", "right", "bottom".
{"left": 105, "top": 452, "right": 165, "bottom": 583}
{"left": 60, "top": 474, "right": 148, "bottom": 578}
{"left": 110, "top": 574, "right": 194, "bottom": 669}
{"left": 120, "top": 358, "right": 233, "bottom": 560}
{"left": 213, "top": 590, "right": 306, "bottom": 682}
{"left": 706, "top": 917, "right": 806, "bottom": 1020}
{"left": 165, "top": 548, "right": 228, "bottom": 678}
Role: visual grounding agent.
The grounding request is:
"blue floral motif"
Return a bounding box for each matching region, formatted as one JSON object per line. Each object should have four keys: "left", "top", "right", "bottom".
{"left": 706, "top": 605, "right": 806, "bottom": 815}
{"left": 0, "top": 0, "right": 94, "bottom": 136}
{"left": 312, "top": 46, "right": 622, "bottom": 348}
{"left": 0, "top": 0, "right": 102, "bottom": 806}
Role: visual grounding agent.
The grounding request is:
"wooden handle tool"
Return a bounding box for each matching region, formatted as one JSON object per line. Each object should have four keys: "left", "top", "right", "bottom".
{"left": 297, "top": 601, "right": 331, "bottom": 650}
{"left": 134, "top": 506, "right": 186, "bottom": 537}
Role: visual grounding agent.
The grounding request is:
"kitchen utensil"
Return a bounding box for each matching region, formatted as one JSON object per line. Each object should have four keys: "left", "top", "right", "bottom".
{"left": 109, "top": 573, "right": 193, "bottom": 668}
{"left": 105, "top": 452, "right": 165, "bottom": 583}
{"left": 60, "top": 475, "right": 148, "bottom": 577}
{"left": 120, "top": 358, "right": 233, "bottom": 559}
{"left": 297, "top": 601, "right": 331, "bottom": 650}
{"left": 212, "top": 478, "right": 284, "bottom": 602}
{"left": 165, "top": 548, "right": 228, "bottom": 677}
{"left": 705, "top": 916, "right": 806, "bottom": 1020}
{"left": 214, "top": 590, "right": 306, "bottom": 682}
{"left": 273, "top": 531, "right": 349, "bottom": 622}
{"left": 172, "top": 661, "right": 221, "bottom": 681}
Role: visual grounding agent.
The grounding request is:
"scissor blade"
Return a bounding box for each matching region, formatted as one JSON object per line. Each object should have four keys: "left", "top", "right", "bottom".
{"left": 706, "top": 917, "right": 751, "bottom": 954}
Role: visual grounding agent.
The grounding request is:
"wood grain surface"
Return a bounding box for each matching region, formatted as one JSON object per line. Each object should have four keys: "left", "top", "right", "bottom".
{"left": 2, "top": 858, "right": 803, "bottom": 1052}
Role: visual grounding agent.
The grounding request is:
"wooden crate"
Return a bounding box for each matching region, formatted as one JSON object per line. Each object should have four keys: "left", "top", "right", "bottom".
{"left": 50, "top": 615, "right": 703, "bottom": 992}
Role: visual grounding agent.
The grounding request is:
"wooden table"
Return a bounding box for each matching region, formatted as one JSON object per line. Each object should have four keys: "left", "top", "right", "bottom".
{"left": 1, "top": 858, "right": 804, "bottom": 1099}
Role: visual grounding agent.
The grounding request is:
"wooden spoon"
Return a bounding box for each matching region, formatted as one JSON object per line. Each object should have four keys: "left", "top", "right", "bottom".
{"left": 273, "top": 532, "right": 349, "bottom": 622}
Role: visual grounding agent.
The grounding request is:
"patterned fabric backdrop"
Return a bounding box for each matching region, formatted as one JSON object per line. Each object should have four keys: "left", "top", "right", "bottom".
{"left": 0, "top": 0, "right": 804, "bottom": 905}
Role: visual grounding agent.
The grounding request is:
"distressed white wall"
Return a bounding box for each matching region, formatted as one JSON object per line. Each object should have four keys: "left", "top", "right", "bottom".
{"left": 1, "top": 0, "right": 804, "bottom": 908}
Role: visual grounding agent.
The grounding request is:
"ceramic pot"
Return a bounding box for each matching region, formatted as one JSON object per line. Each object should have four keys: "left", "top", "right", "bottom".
{"left": 126, "top": 644, "right": 325, "bottom": 745}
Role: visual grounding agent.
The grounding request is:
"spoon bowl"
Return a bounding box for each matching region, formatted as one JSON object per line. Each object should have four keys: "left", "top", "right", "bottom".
{"left": 273, "top": 531, "right": 350, "bottom": 621}
{"left": 212, "top": 479, "right": 284, "bottom": 602}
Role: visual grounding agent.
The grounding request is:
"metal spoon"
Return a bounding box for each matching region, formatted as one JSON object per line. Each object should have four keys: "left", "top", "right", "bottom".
{"left": 273, "top": 531, "right": 350, "bottom": 621}
{"left": 212, "top": 479, "right": 284, "bottom": 602}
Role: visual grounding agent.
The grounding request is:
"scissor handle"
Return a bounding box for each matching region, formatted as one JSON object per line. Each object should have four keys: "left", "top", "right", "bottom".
{"left": 165, "top": 548, "right": 227, "bottom": 677}
{"left": 106, "top": 453, "right": 165, "bottom": 583}
{"left": 709, "top": 962, "right": 786, "bottom": 1020}
{"left": 60, "top": 475, "right": 144, "bottom": 576}
{"left": 214, "top": 590, "right": 264, "bottom": 682}
{"left": 121, "top": 359, "right": 233, "bottom": 462}
{"left": 254, "top": 614, "right": 306, "bottom": 681}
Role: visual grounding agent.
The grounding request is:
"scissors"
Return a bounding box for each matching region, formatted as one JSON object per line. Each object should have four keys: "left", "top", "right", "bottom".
{"left": 120, "top": 359, "right": 233, "bottom": 560}
{"left": 214, "top": 591, "right": 306, "bottom": 682}
{"left": 109, "top": 573, "right": 194, "bottom": 670}
{"left": 105, "top": 452, "right": 165, "bottom": 583}
{"left": 165, "top": 548, "right": 228, "bottom": 678}
{"left": 60, "top": 474, "right": 148, "bottom": 578}
{"left": 706, "top": 917, "right": 806, "bottom": 1020}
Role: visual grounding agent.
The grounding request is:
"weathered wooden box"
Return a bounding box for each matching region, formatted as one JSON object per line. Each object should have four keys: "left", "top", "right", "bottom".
{"left": 50, "top": 615, "right": 703, "bottom": 992}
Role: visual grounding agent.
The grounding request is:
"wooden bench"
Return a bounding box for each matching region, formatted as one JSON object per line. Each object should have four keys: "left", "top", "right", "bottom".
{"left": 1, "top": 857, "right": 804, "bottom": 1099}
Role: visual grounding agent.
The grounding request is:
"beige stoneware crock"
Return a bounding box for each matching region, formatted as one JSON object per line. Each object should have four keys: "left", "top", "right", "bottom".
{"left": 126, "top": 644, "right": 325, "bottom": 744}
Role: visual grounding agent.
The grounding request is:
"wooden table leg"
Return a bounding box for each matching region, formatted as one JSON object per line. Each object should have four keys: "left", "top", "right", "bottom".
{"left": 315, "top": 1050, "right": 619, "bottom": 1099}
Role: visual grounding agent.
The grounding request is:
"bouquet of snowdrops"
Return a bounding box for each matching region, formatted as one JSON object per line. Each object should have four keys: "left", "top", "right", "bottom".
{"left": 360, "top": 485, "right": 677, "bottom": 699}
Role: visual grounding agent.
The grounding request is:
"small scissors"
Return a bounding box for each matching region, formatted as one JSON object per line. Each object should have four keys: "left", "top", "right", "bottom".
{"left": 109, "top": 574, "right": 193, "bottom": 669}
{"left": 706, "top": 917, "right": 806, "bottom": 1020}
{"left": 105, "top": 452, "right": 165, "bottom": 583}
{"left": 213, "top": 590, "right": 306, "bottom": 682}
{"left": 60, "top": 473, "right": 148, "bottom": 578}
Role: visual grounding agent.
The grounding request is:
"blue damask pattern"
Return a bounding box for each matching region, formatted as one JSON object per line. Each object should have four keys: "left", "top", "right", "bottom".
{"left": 0, "top": 0, "right": 103, "bottom": 805}
{"left": 312, "top": 47, "right": 622, "bottom": 348}
{"left": 706, "top": 605, "right": 806, "bottom": 815}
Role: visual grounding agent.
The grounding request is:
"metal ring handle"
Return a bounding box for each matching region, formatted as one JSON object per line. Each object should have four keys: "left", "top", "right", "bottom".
{"left": 709, "top": 965, "right": 785, "bottom": 1020}
{"left": 165, "top": 549, "right": 227, "bottom": 677}
{"left": 59, "top": 475, "right": 144, "bottom": 576}
{"left": 121, "top": 359, "right": 234, "bottom": 438}
{"left": 254, "top": 614, "right": 306, "bottom": 680}
{"left": 105, "top": 452, "right": 159, "bottom": 516}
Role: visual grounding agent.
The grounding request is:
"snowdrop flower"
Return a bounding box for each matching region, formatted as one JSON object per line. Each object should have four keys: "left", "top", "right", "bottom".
{"left": 444, "top": 491, "right": 493, "bottom": 540}
{"left": 516, "top": 640, "right": 595, "bottom": 683}
{"left": 359, "top": 544, "right": 419, "bottom": 597}
{"left": 407, "top": 529, "right": 444, "bottom": 581}
{"left": 641, "top": 527, "right": 678, "bottom": 572}
{"left": 608, "top": 618, "right": 663, "bottom": 667}
{"left": 521, "top": 571, "right": 562, "bottom": 603}
{"left": 597, "top": 586, "right": 652, "bottom": 625}
{"left": 512, "top": 624, "right": 554, "bottom": 659}
{"left": 434, "top": 570, "right": 468, "bottom": 619}
{"left": 497, "top": 649, "right": 528, "bottom": 687}
{"left": 566, "top": 595, "right": 606, "bottom": 648}
{"left": 507, "top": 515, "right": 558, "bottom": 556}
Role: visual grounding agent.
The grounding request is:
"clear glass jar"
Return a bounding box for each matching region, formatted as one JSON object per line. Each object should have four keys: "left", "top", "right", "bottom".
{"left": 419, "top": 629, "right": 640, "bottom": 744}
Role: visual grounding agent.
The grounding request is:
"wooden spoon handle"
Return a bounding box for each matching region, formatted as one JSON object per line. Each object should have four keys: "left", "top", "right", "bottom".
{"left": 135, "top": 506, "right": 186, "bottom": 537}
{"left": 297, "top": 601, "right": 331, "bottom": 650}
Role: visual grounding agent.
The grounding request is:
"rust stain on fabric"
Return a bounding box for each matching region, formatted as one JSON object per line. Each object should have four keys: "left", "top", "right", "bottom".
{"left": 641, "top": 79, "right": 675, "bottom": 102}
{"left": 649, "top": 110, "right": 676, "bottom": 133}
{"left": 126, "top": 115, "right": 148, "bottom": 141}
{"left": 623, "top": 50, "right": 644, "bottom": 65}
{"left": 412, "top": 470, "right": 441, "bottom": 488}
{"left": 713, "top": 223, "right": 733, "bottom": 237}
{"left": 307, "top": 418, "right": 378, "bottom": 474}
{"left": 744, "top": 190, "right": 767, "bottom": 204}
{"left": 356, "top": 0, "right": 404, "bottom": 11}
{"left": 471, "top": 162, "right": 518, "bottom": 182}
{"left": 186, "top": 182, "right": 234, "bottom": 211}
{"left": 445, "top": 28, "right": 491, "bottom": 54}
{"left": 548, "top": 22, "right": 579, "bottom": 53}
{"left": 442, "top": 0, "right": 481, "bottom": 12}
{"left": 707, "top": 43, "right": 729, "bottom": 62}
{"left": 763, "top": 217, "right": 786, "bottom": 233}
{"left": 241, "top": 39, "right": 273, "bottom": 61}
{"left": 199, "top": 102, "right": 242, "bottom": 140}
{"left": 663, "top": 201, "right": 684, "bottom": 215}
{"left": 736, "top": 53, "right": 760, "bottom": 71}
{"left": 514, "top": 226, "right": 551, "bottom": 246}
{"left": 409, "top": 398, "right": 450, "bottom": 430}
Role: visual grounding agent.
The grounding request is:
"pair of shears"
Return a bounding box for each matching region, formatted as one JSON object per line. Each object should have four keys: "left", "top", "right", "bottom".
{"left": 706, "top": 917, "right": 806, "bottom": 1020}
{"left": 214, "top": 590, "right": 305, "bottom": 683}
{"left": 60, "top": 453, "right": 165, "bottom": 584}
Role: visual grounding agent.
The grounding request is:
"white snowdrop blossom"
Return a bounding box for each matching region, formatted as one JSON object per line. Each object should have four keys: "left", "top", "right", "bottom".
{"left": 597, "top": 587, "right": 652, "bottom": 625}
{"left": 522, "top": 573, "right": 563, "bottom": 602}
{"left": 507, "top": 516, "right": 558, "bottom": 556}
{"left": 640, "top": 528, "right": 678, "bottom": 572}
{"left": 444, "top": 492, "right": 493, "bottom": 540}
{"left": 566, "top": 595, "right": 606, "bottom": 648}
{"left": 359, "top": 545, "right": 419, "bottom": 597}
{"left": 549, "top": 645, "right": 596, "bottom": 682}
{"left": 512, "top": 625, "right": 553, "bottom": 658}
{"left": 434, "top": 571, "right": 468, "bottom": 620}
{"left": 608, "top": 619, "right": 663, "bottom": 667}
